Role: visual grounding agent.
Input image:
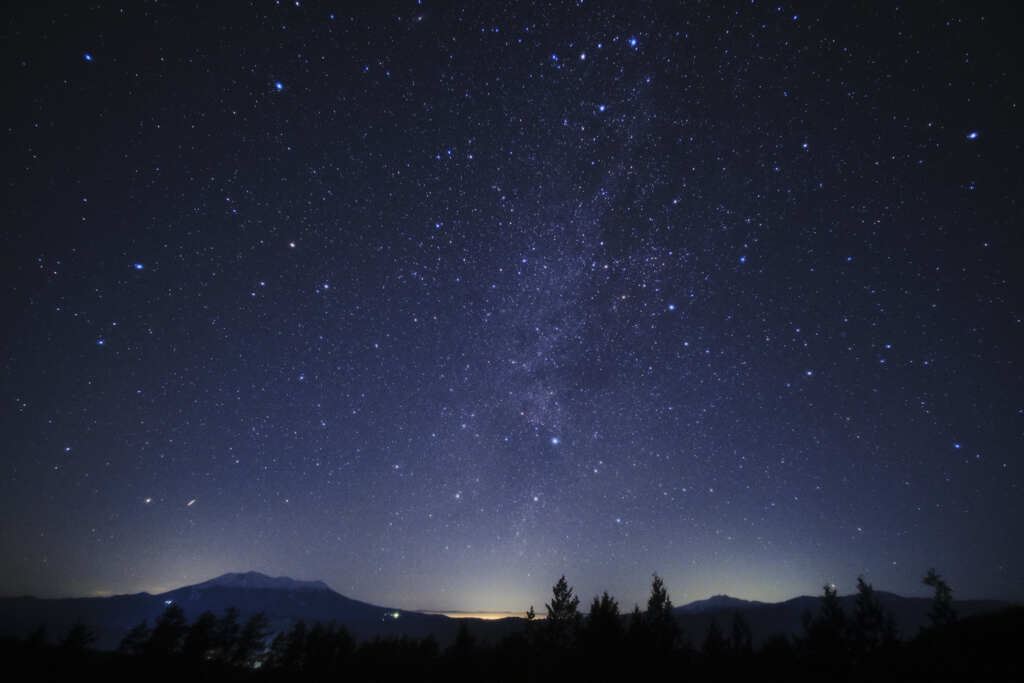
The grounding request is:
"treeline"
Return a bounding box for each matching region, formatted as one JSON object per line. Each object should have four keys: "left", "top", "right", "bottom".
{"left": 1, "top": 569, "right": 1020, "bottom": 682}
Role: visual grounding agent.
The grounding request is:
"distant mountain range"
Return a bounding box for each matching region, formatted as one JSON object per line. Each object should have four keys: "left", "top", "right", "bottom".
{"left": 671, "top": 590, "right": 1012, "bottom": 646}
{"left": 0, "top": 572, "right": 1014, "bottom": 650}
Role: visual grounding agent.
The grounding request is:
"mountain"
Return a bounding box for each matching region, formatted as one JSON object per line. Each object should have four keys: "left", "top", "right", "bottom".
{"left": 676, "top": 594, "right": 768, "bottom": 614}
{"left": 0, "top": 571, "right": 457, "bottom": 650}
{"left": 190, "top": 571, "right": 330, "bottom": 592}
{"left": 0, "top": 574, "right": 1015, "bottom": 652}
{"left": 672, "top": 591, "right": 1013, "bottom": 646}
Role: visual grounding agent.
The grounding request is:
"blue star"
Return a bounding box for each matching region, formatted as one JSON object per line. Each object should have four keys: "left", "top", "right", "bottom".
{"left": 966, "top": 131, "right": 978, "bottom": 140}
{"left": 133, "top": 263, "right": 144, "bottom": 270}
{"left": 550, "top": 437, "right": 560, "bottom": 445}
{"left": 274, "top": 81, "right": 284, "bottom": 91}
{"left": 668, "top": 304, "right": 676, "bottom": 311}
{"left": 598, "top": 104, "right": 606, "bottom": 112}
{"left": 629, "top": 37, "right": 637, "bottom": 48}
{"left": 83, "top": 53, "right": 92, "bottom": 62}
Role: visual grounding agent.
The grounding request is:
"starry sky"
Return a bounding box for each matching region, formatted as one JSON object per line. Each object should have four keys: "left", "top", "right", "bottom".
{"left": 2, "top": 1, "right": 1022, "bottom": 613}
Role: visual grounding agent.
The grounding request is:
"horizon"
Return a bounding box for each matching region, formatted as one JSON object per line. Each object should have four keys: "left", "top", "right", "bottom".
{"left": 2, "top": 2, "right": 1021, "bottom": 613}
{"left": 3, "top": 569, "right": 1010, "bottom": 613}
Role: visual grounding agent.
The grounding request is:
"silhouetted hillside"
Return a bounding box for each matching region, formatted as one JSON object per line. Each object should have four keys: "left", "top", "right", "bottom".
{"left": 0, "top": 572, "right": 1013, "bottom": 651}
{"left": 0, "top": 572, "right": 455, "bottom": 649}
{"left": 672, "top": 591, "right": 1011, "bottom": 646}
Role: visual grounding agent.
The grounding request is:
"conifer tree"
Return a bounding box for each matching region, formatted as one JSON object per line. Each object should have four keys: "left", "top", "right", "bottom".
{"left": 61, "top": 621, "right": 95, "bottom": 653}
{"left": 182, "top": 610, "right": 218, "bottom": 663}
{"left": 544, "top": 575, "right": 581, "bottom": 650}
{"left": 852, "top": 576, "right": 886, "bottom": 654}
{"left": 147, "top": 603, "right": 188, "bottom": 656}
{"left": 923, "top": 568, "right": 957, "bottom": 627}
{"left": 730, "top": 611, "right": 753, "bottom": 654}
{"left": 545, "top": 575, "right": 580, "bottom": 623}
{"left": 119, "top": 619, "right": 150, "bottom": 656}
{"left": 233, "top": 611, "right": 269, "bottom": 668}
{"left": 584, "top": 591, "right": 622, "bottom": 653}
{"left": 702, "top": 617, "right": 728, "bottom": 659}
{"left": 645, "top": 573, "right": 679, "bottom": 652}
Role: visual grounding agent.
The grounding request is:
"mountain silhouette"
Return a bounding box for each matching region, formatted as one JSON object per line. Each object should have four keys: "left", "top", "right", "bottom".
{"left": 675, "top": 594, "right": 768, "bottom": 614}
{"left": 671, "top": 590, "right": 1011, "bottom": 646}
{"left": 0, "top": 573, "right": 1013, "bottom": 651}
{"left": 0, "top": 571, "right": 456, "bottom": 649}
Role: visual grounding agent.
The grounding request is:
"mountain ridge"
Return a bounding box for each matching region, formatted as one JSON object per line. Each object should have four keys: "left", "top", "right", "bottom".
{"left": 0, "top": 572, "right": 1016, "bottom": 651}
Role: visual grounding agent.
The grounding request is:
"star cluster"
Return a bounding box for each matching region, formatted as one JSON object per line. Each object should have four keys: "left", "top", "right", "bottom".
{"left": 1, "top": 2, "right": 1021, "bottom": 610}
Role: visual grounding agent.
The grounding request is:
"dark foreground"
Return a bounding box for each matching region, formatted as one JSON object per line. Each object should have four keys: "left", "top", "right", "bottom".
{"left": 4, "top": 584, "right": 1022, "bottom": 681}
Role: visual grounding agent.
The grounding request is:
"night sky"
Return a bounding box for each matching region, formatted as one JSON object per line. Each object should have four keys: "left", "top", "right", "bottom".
{"left": 2, "top": 1, "right": 1022, "bottom": 613}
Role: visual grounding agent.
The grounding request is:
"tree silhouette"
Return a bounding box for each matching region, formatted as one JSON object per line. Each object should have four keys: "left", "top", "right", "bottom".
{"left": 146, "top": 603, "right": 188, "bottom": 657}
{"left": 702, "top": 617, "right": 728, "bottom": 659}
{"left": 182, "top": 610, "right": 217, "bottom": 664}
{"left": 583, "top": 591, "right": 622, "bottom": 657}
{"left": 730, "top": 611, "right": 753, "bottom": 654}
{"left": 803, "top": 583, "right": 849, "bottom": 675}
{"left": 60, "top": 621, "right": 95, "bottom": 653}
{"left": 852, "top": 575, "right": 897, "bottom": 655}
{"left": 119, "top": 619, "right": 150, "bottom": 655}
{"left": 274, "top": 619, "right": 308, "bottom": 672}
{"left": 545, "top": 575, "right": 581, "bottom": 623}
{"left": 213, "top": 606, "right": 240, "bottom": 662}
{"left": 645, "top": 573, "right": 679, "bottom": 652}
{"left": 232, "top": 611, "right": 269, "bottom": 667}
{"left": 923, "top": 568, "right": 957, "bottom": 627}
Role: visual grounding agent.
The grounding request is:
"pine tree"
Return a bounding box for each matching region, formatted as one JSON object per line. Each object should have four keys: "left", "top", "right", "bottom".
{"left": 119, "top": 619, "right": 150, "bottom": 656}
{"left": 923, "top": 568, "right": 957, "bottom": 627}
{"left": 584, "top": 591, "right": 622, "bottom": 653}
{"left": 214, "top": 606, "right": 240, "bottom": 661}
{"left": 147, "top": 604, "right": 188, "bottom": 657}
{"left": 182, "top": 610, "right": 217, "bottom": 663}
{"left": 803, "top": 583, "right": 849, "bottom": 672}
{"left": 545, "top": 575, "right": 580, "bottom": 623}
{"left": 730, "top": 611, "right": 753, "bottom": 654}
{"left": 852, "top": 576, "right": 886, "bottom": 655}
{"left": 645, "top": 573, "right": 678, "bottom": 652}
{"left": 702, "top": 617, "right": 728, "bottom": 659}
{"left": 544, "top": 575, "right": 581, "bottom": 651}
{"left": 233, "top": 611, "right": 269, "bottom": 667}
{"left": 61, "top": 621, "right": 95, "bottom": 653}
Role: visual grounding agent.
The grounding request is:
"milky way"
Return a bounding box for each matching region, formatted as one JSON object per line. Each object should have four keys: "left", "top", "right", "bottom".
{"left": 2, "top": 2, "right": 1021, "bottom": 611}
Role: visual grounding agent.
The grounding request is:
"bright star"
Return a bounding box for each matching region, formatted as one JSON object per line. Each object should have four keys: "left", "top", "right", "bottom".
{"left": 551, "top": 437, "right": 560, "bottom": 445}
{"left": 83, "top": 53, "right": 92, "bottom": 62}
{"left": 275, "top": 82, "right": 283, "bottom": 91}
{"left": 966, "top": 131, "right": 978, "bottom": 140}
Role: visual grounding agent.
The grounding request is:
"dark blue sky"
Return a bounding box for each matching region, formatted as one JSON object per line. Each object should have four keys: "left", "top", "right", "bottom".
{"left": 2, "top": 1, "right": 1021, "bottom": 612}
